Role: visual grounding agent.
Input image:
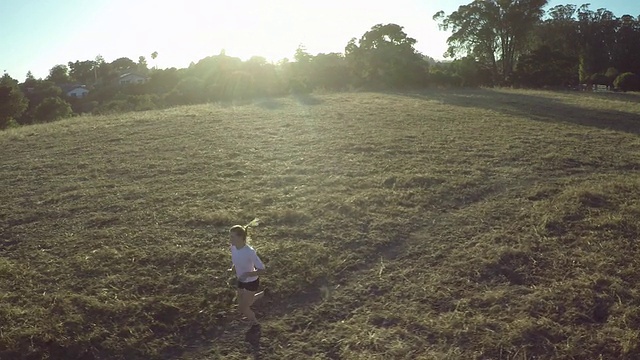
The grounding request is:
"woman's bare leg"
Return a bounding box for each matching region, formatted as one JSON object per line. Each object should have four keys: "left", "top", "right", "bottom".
{"left": 251, "top": 291, "right": 264, "bottom": 306}
{"left": 238, "top": 289, "right": 258, "bottom": 324}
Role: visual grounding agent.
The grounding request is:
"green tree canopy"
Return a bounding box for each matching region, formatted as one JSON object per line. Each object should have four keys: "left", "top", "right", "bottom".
{"left": 138, "top": 56, "right": 148, "bottom": 73}
{"left": 309, "top": 53, "right": 350, "bottom": 90}
{"left": 19, "top": 79, "right": 63, "bottom": 124}
{"left": 46, "top": 64, "right": 71, "bottom": 85}
{"left": 345, "top": 23, "right": 428, "bottom": 88}
{"left": 110, "top": 57, "right": 137, "bottom": 73}
{"left": 514, "top": 45, "right": 578, "bottom": 87}
{"left": 34, "top": 97, "right": 72, "bottom": 123}
{"left": 0, "top": 73, "right": 28, "bottom": 128}
{"left": 434, "top": 0, "right": 548, "bottom": 83}
{"left": 68, "top": 60, "right": 96, "bottom": 85}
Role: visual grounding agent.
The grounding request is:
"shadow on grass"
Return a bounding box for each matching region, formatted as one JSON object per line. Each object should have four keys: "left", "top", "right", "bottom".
{"left": 254, "top": 98, "right": 285, "bottom": 110}
{"left": 199, "top": 237, "right": 406, "bottom": 358}
{"left": 577, "top": 90, "right": 640, "bottom": 102}
{"left": 253, "top": 94, "right": 324, "bottom": 109}
{"left": 394, "top": 88, "right": 640, "bottom": 135}
{"left": 245, "top": 324, "right": 262, "bottom": 359}
{"left": 293, "top": 93, "right": 324, "bottom": 106}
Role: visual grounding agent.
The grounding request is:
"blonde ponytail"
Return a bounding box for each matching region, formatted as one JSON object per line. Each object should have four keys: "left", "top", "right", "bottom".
{"left": 244, "top": 218, "right": 260, "bottom": 244}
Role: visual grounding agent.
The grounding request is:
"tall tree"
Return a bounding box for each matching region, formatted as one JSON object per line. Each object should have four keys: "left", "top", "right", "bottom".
{"left": 110, "top": 57, "right": 136, "bottom": 73}
{"left": 23, "top": 71, "right": 38, "bottom": 89}
{"left": 46, "top": 64, "right": 71, "bottom": 85}
{"left": 294, "top": 45, "right": 313, "bottom": 63}
{"left": 151, "top": 51, "right": 159, "bottom": 70}
{"left": 0, "top": 73, "right": 28, "bottom": 128}
{"left": 188, "top": 54, "right": 243, "bottom": 86}
{"left": 536, "top": 4, "right": 579, "bottom": 57}
{"left": 309, "top": 53, "right": 351, "bottom": 90}
{"left": 95, "top": 55, "right": 105, "bottom": 66}
{"left": 68, "top": 60, "right": 96, "bottom": 84}
{"left": 25, "top": 71, "right": 35, "bottom": 82}
{"left": 612, "top": 14, "right": 640, "bottom": 75}
{"left": 138, "top": 56, "right": 148, "bottom": 73}
{"left": 514, "top": 45, "right": 578, "bottom": 87}
{"left": 287, "top": 45, "right": 314, "bottom": 92}
{"left": 147, "top": 67, "right": 181, "bottom": 94}
{"left": 434, "top": 0, "right": 548, "bottom": 83}
{"left": 345, "top": 23, "right": 428, "bottom": 88}
{"left": 20, "top": 80, "right": 62, "bottom": 124}
{"left": 530, "top": 5, "right": 640, "bottom": 84}
{"left": 243, "top": 56, "right": 281, "bottom": 96}
{"left": 94, "top": 55, "right": 118, "bottom": 85}
{"left": 575, "top": 5, "right": 617, "bottom": 81}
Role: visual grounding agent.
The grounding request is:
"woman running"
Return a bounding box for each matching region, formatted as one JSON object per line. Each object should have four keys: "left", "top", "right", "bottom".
{"left": 228, "top": 224, "right": 266, "bottom": 326}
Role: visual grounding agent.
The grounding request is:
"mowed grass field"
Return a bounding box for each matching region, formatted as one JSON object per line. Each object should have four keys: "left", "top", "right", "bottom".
{"left": 1, "top": 88, "right": 640, "bottom": 360}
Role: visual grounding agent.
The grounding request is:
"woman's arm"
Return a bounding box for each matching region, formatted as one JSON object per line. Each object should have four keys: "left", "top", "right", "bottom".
{"left": 240, "top": 251, "right": 266, "bottom": 279}
{"left": 241, "top": 268, "right": 266, "bottom": 278}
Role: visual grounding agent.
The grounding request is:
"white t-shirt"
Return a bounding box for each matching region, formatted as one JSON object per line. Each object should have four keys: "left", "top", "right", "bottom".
{"left": 231, "top": 244, "right": 265, "bottom": 283}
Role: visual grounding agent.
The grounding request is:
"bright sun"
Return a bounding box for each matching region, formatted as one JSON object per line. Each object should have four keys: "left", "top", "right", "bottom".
{"left": 141, "top": 1, "right": 303, "bottom": 66}
{"left": 90, "top": 0, "right": 447, "bottom": 71}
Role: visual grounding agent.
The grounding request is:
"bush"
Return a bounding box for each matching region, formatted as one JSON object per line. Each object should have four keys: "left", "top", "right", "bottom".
{"left": 33, "top": 97, "right": 72, "bottom": 123}
{"left": 94, "top": 100, "right": 133, "bottom": 115}
{"left": 162, "top": 89, "right": 186, "bottom": 107}
{"left": 0, "top": 83, "right": 28, "bottom": 129}
{"left": 590, "top": 73, "right": 609, "bottom": 86}
{"left": 5, "top": 118, "right": 20, "bottom": 129}
{"left": 224, "top": 71, "right": 255, "bottom": 100}
{"left": 175, "top": 77, "right": 205, "bottom": 104}
{"left": 429, "top": 70, "right": 449, "bottom": 87}
{"left": 614, "top": 73, "right": 640, "bottom": 92}
{"left": 87, "top": 85, "right": 119, "bottom": 103}
{"left": 289, "top": 78, "right": 312, "bottom": 95}
{"left": 428, "top": 71, "right": 462, "bottom": 88}
{"left": 605, "top": 67, "right": 619, "bottom": 83}
{"left": 126, "top": 94, "right": 158, "bottom": 111}
{"left": 83, "top": 101, "right": 100, "bottom": 114}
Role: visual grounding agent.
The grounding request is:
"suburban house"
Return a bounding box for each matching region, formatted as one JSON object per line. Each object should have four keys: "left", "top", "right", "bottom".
{"left": 60, "top": 84, "right": 90, "bottom": 98}
{"left": 67, "top": 86, "right": 90, "bottom": 98}
{"left": 119, "top": 72, "right": 148, "bottom": 85}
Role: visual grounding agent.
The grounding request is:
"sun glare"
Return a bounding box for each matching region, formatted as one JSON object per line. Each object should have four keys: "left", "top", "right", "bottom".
{"left": 26, "top": 0, "right": 447, "bottom": 77}
{"left": 140, "top": 1, "right": 303, "bottom": 66}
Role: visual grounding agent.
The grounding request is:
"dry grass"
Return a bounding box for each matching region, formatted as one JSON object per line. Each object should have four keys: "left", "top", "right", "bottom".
{"left": 1, "top": 88, "right": 639, "bottom": 359}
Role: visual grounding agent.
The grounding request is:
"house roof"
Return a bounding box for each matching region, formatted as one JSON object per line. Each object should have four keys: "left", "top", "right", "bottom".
{"left": 119, "top": 72, "right": 147, "bottom": 79}
{"left": 60, "top": 84, "right": 87, "bottom": 93}
{"left": 68, "top": 86, "right": 89, "bottom": 92}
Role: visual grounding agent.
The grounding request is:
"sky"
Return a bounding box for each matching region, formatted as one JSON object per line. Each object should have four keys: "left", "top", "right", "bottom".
{"left": 1, "top": 0, "right": 637, "bottom": 81}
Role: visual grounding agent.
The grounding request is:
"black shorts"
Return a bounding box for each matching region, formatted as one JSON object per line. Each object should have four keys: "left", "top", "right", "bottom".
{"left": 237, "top": 278, "right": 260, "bottom": 292}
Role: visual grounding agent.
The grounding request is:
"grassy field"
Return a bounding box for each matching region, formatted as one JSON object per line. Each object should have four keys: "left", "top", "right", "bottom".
{"left": 1, "top": 88, "right": 640, "bottom": 359}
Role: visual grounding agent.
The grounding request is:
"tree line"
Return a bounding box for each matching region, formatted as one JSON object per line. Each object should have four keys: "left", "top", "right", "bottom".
{"left": 435, "top": 2, "right": 640, "bottom": 89}
{"left": 2, "top": 1, "right": 639, "bottom": 129}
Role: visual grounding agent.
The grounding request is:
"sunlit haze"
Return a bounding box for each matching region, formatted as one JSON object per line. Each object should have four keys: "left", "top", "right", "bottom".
{"left": 0, "top": 0, "right": 636, "bottom": 80}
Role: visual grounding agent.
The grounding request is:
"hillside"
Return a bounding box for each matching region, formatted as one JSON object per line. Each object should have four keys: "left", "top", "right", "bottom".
{"left": 1, "top": 89, "right": 639, "bottom": 359}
